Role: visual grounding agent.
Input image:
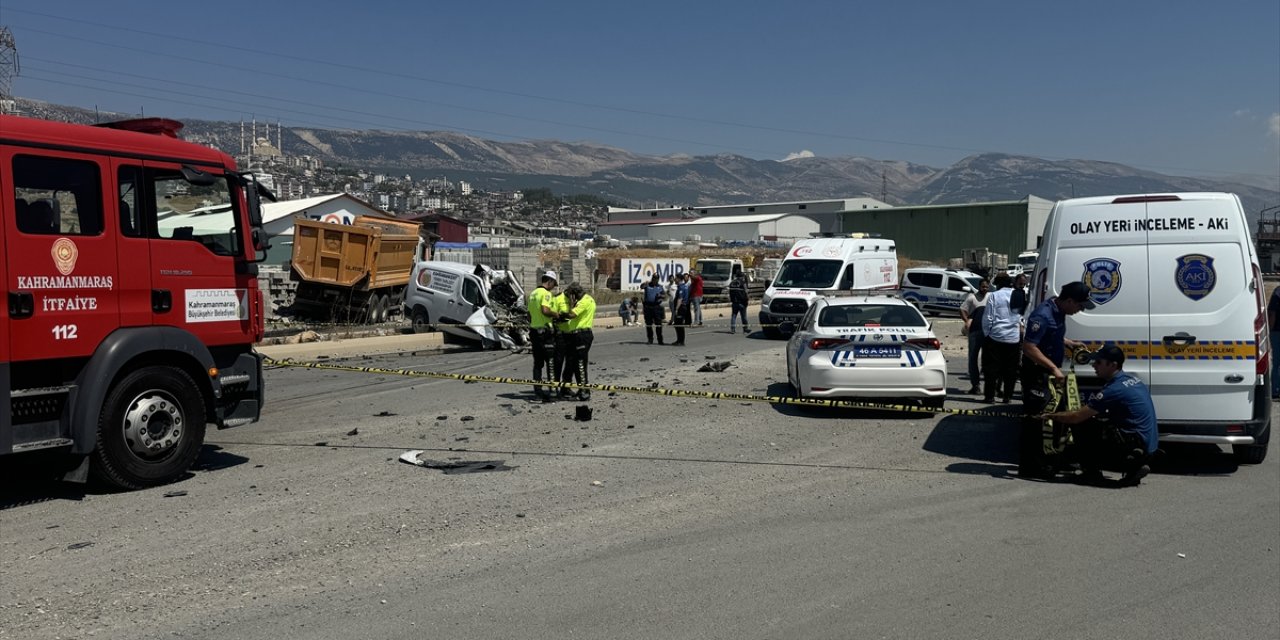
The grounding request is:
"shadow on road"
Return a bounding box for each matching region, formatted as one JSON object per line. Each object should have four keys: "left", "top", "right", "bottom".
{"left": 764, "top": 382, "right": 930, "bottom": 422}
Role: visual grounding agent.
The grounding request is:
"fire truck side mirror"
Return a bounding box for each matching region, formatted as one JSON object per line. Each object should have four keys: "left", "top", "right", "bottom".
{"left": 251, "top": 228, "right": 270, "bottom": 253}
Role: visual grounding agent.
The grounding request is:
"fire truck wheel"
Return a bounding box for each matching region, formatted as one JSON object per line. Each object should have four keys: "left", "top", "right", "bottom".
{"left": 91, "top": 366, "right": 207, "bottom": 489}
{"left": 411, "top": 307, "right": 432, "bottom": 334}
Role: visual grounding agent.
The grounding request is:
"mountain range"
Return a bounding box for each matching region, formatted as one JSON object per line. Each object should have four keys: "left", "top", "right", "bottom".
{"left": 15, "top": 98, "right": 1279, "bottom": 224}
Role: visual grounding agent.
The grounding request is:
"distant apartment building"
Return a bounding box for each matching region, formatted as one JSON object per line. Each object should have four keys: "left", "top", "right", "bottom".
{"left": 459, "top": 181, "right": 473, "bottom": 195}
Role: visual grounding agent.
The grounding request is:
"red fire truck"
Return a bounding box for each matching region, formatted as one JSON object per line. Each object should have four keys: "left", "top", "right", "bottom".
{"left": 1, "top": 114, "right": 273, "bottom": 488}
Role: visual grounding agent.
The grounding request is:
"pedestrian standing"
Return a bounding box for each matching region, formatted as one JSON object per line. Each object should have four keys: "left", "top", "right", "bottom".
{"left": 690, "top": 269, "right": 705, "bottom": 326}
{"left": 728, "top": 266, "right": 750, "bottom": 334}
{"left": 981, "top": 273, "right": 1021, "bottom": 404}
{"left": 667, "top": 274, "right": 679, "bottom": 322}
{"left": 1040, "top": 345, "right": 1157, "bottom": 486}
{"left": 960, "top": 278, "right": 990, "bottom": 395}
{"left": 641, "top": 274, "right": 667, "bottom": 345}
{"left": 559, "top": 282, "right": 596, "bottom": 401}
{"left": 672, "top": 273, "right": 692, "bottom": 346}
{"left": 526, "top": 271, "right": 559, "bottom": 402}
{"left": 1020, "top": 280, "right": 1094, "bottom": 478}
{"left": 1010, "top": 272, "right": 1030, "bottom": 315}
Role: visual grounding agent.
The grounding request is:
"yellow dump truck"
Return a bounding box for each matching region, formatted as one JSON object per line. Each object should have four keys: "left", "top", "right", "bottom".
{"left": 289, "top": 215, "right": 420, "bottom": 322}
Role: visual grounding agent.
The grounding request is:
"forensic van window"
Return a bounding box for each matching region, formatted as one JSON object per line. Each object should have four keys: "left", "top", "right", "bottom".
{"left": 151, "top": 168, "right": 239, "bottom": 256}
{"left": 12, "top": 155, "right": 104, "bottom": 236}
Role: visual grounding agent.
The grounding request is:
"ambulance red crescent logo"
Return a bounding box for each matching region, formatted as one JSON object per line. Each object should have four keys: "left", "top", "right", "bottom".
{"left": 792, "top": 245, "right": 813, "bottom": 257}
{"left": 51, "top": 238, "right": 78, "bottom": 275}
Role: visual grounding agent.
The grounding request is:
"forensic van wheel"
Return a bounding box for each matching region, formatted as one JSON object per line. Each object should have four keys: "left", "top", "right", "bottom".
{"left": 91, "top": 366, "right": 207, "bottom": 489}
{"left": 411, "top": 307, "right": 432, "bottom": 334}
{"left": 1232, "top": 443, "right": 1268, "bottom": 464}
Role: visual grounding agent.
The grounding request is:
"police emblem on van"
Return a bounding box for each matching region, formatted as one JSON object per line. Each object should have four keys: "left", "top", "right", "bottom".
{"left": 1175, "top": 254, "right": 1216, "bottom": 301}
{"left": 1081, "top": 258, "right": 1122, "bottom": 306}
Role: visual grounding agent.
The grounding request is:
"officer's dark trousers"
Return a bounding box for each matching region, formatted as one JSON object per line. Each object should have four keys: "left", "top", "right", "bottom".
{"left": 561, "top": 330, "right": 594, "bottom": 396}
{"left": 1019, "top": 365, "right": 1062, "bottom": 476}
{"left": 643, "top": 304, "right": 665, "bottom": 344}
{"left": 553, "top": 331, "right": 569, "bottom": 394}
{"left": 673, "top": 304, "right": 691, "bottom": 344}
{"left": 1072, "top": 421, "right": 1149, "bottom": 474}
{"left": 530, "top": 328, "right": 556, "bottom": 397}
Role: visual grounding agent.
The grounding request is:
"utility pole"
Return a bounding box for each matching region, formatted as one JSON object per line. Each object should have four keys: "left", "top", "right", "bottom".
{"left": 0, "top": 27, "right": 20, "bottom": 115}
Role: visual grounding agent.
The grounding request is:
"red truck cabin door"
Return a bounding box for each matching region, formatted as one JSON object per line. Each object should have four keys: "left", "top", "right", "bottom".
{"left": 135, "top": 161, "right": 253, "bottom": 346}
{"left": 4, "top": 151, "right": 120, "bottom": 362}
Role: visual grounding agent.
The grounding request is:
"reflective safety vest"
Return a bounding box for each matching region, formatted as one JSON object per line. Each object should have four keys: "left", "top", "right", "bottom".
{"left": 528, "top": 287, "right": 555, "bottom": 328}
{"left": 565, "top": 294, "right": 596, "bottom": 331}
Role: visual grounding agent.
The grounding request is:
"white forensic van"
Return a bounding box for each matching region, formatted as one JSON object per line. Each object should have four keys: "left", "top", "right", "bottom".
{"left": 1032, "top": 193, "right": 1270, "bottom": 463}
{"left": 760, "top": 235, "right": 897, "bottom": 337}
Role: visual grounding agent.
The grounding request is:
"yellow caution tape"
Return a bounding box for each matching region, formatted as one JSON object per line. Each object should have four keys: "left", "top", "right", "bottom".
{"left": 260, "top": 355, "right": 1017, "bottom": 418}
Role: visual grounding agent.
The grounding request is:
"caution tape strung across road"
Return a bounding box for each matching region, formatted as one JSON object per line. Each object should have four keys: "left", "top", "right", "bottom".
{"left": 261, "top": 355, "right": 1017, "bottom": 419}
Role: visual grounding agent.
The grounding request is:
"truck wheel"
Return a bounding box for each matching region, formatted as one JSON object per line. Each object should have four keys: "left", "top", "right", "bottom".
{"left": 372, "top": 294, "right": 389, "bottom": 323}
{"left": 411, "top": 307, "right": 432, "bottom": 334}
{"left": 91, "top": 366, "right": 207, "bottom": 489}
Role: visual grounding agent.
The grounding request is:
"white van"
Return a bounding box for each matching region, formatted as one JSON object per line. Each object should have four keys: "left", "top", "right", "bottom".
{"left": 900, "top": 267, "right": 985, "bottom": 316}
{"left": 760, "top": 235, "right": 897, "bottom": 337}
{"left": 402, "top": 261, "right": 531, "bottom": 349}
{"left": 1033, "top": 192, "right": 1270, "bottom": 463}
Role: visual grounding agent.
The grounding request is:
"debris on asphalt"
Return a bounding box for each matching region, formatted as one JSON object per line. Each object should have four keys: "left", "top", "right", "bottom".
{"left": 436, "top": 415, "right": 448, "bottom": 420}
{"left": 460, "top": 416, "right": 475, "bottom": 422}
{"left": 66, "top": 542, "right": 94, "bottom": 550}
{"left": 1177, "top": 553, "right": 1187, "bottom": 558}
{"left": 397, "top": 450, "right": 514, "bottom": 474}
{"left": 163, "top": 490, "right": 188, "bottom": 498}
{"left": 698, "top": 361, "right": 732, "bottom": 372}
{"left": 639, "top": 357, "right": 650, "bottom": 362}
{"left": 373, "top": 411, "right": 396, "bottom": 417}
{"left": 346, "top": 428, "right": 359, "bottom": 436}
{"left": 575, "top": 406, "right": 593, "bottom": 421}
{"left": 591, "top": 480, "right": 603, "bottom": 486}
{"left": 314, "top": 442, "right": 328, "bottom": 447}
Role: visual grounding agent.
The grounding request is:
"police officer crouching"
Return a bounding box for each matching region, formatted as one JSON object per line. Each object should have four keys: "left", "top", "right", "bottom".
{"left": 1041, "top": 345, "right": 1158, "bottom": 487}
{"left": 527, "top": 271, "right": 560, "bottom": 402}
{"left": 557, "top": 282, "right": 596, "bottom": 401}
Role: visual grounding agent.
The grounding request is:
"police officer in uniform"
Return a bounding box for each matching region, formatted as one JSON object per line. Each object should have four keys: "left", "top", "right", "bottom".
{"left": 550, "top": 286, "right": 573, "bottom": 398}
{"left": 559, "top": 282, "right": 596, "bottom": 401}
{"left": 641, "top": 273, "right": 667, "bottom": 345}
{"left": 526, "top": 271, "right": 559, "bottom": 402}
{"left": 1019, "top": 280, "right": 1093, "bottom": 477}
{"left": 1041, "top": 345, "right": 1158, "bottom": 487}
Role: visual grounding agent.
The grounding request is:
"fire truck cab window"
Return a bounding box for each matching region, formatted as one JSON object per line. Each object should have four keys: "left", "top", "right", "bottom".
{"left": 12, "top": 155, "right": 104, "bottom": 236}
{"left": 151, "top": 168, "right": 239, "bottom": 256}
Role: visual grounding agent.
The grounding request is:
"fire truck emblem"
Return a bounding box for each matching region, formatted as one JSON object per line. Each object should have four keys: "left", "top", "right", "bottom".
{"left": 51, "top": 238, "right": 78, "bottom": 275}
{"left": 1175, "top": 254, "right": 1216, "bottom": 301}
{"left": 1081, "top": 257, "right": 1121, "bottom": 306}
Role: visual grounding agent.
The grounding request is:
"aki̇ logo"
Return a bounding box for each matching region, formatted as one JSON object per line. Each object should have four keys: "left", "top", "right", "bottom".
{"left": 1082, "top": 258, "right": 1122, "bottom": 306}
{"left": 1175, "top": 254, "right": 1216, "bottom": 301}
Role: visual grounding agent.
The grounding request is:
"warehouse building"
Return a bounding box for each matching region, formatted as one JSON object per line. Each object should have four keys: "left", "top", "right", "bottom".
{"left": 838, "top": 196, "right": 1053, "bottom": 264}
{"left": 648, "top": 213, "right": 820, "bottom": 244}
{"left": 606, "top": 197, "right": 889, "bottom": 233}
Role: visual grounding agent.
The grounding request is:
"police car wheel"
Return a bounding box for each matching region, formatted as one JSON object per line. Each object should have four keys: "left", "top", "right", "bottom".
{"left": 91, "top": 366, "right": 207, "bottom": 489}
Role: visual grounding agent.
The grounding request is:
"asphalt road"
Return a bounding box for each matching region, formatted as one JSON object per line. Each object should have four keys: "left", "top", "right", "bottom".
{"left": 2, "top": 315, "right": 1278, "bottom": 640}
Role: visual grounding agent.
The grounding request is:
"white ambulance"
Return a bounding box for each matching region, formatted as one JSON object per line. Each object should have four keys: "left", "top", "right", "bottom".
{"left": 1032, "top": 193, "right": 1270, "bottom": 463}
{"left": 760, "top": 235, "right": 897, "bottom": 337}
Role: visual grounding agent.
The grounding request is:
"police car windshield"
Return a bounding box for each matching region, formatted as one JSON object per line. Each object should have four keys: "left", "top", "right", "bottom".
{"left": 775, "top": 260, "right": 841, "bottom": 288}
{"left": 819, "top": 304, "right": 926, "bottom": 328}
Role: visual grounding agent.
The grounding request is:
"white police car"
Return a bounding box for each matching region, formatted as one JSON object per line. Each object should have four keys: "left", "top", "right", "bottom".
{"left": 784, "top": 295, "right": 947, "bottom": 408}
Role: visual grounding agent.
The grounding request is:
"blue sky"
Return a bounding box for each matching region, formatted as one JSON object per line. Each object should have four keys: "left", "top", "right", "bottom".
{"left": 2, "top": 0, "right": 1278, "bottom": 184}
